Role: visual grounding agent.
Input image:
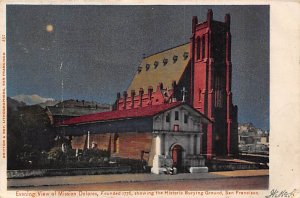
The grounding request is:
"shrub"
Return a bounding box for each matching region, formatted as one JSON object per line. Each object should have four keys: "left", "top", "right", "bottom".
{"left": 47, "top": 147, "right": 63, "bottom": 161}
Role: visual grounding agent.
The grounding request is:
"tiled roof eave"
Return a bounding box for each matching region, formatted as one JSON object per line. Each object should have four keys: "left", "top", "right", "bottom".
{"left": 56, "top": 102, "right": 182, "bottom": 127}
{"left": 58, "top": 115, "right": 152, "bottom": 127}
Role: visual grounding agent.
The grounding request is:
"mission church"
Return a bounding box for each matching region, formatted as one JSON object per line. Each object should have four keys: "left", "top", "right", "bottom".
{"left": 57, "top": 9, "right": 238, "bottom": 174}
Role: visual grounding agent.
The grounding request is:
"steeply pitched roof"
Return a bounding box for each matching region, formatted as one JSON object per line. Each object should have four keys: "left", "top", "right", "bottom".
{"left": 127, "top": 43, "right": 190, "bottom": 93}
{"left": 57, "top": 102, "right": 182, "bottom": 126}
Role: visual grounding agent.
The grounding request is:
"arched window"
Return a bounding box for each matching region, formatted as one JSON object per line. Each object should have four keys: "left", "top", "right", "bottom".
{"left": 202, "top": 36, "right": 205, "bottom": 59}
{"left": 198, "top": 88, "right": 202, "bottom": 101}
{"left": 166, "top": 113, "right": 170, "bottom": 123}
{"left": 113, "top": 134, "right": 119, "bottom": 153}
{"left": 196, "top": 37, "right": 200, "bottom": 60}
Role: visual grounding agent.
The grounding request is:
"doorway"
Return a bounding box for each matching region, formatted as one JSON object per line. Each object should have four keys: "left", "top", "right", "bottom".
{"left": 171, "top": 144, "right": 183, "bottom": 171}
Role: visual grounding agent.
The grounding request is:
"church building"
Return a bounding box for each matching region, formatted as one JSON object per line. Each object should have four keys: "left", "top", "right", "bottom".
{"left": 57, "top": 9, "right": 238, "bottom": 173}
{"left": 116, "top": 9, "right": 238, "bottom": 158}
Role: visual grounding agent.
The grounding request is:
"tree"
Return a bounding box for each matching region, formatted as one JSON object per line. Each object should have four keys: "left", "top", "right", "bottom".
{"left": 7, "top": 104, "right": 56, "bottom": 169}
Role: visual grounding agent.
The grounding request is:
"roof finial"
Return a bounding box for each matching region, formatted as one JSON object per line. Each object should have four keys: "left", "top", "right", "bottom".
{"left": 181, "top": 87, "right": 188, "bottom": 102}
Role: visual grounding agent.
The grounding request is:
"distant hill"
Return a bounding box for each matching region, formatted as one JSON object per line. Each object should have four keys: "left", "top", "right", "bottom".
{"left": 12, "top": 94, "right": 56, "bottom": 106}
{"left": 7, "top": 97, "right": 26, "bottom": 111}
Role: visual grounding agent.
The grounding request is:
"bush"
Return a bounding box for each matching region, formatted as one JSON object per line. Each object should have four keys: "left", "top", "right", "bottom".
{"left": 11, "top": 145, "right": 148, "bottom": 173}
{"left": 47, "top": 147, "right": 63, "bottom": 161}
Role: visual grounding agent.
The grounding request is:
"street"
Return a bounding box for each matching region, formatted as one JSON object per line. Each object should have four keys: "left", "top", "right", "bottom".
{"left": 10, "top": 176, "right": 268, "bottom": 191}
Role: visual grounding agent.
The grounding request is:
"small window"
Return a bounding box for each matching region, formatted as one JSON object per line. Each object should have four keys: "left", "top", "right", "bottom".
{"left": 175, "top": 111, "right": 179, "bottom": 121}
{"left": 173, "top": 124, "right": 179, "bottom": 132}
{"left": 166, "top": 113, "right": 170, "bottom": 123}
{"left": 183, "top": 52, "right": 189, "bottom": 60}
{"left": 163, "top": 58, "right": 168, "bottom": 65}
{"left": 154, "top": 61, "right": 159, "bottom": 68}
{"left": 184, "top": 114, "right": 188, "bottom": 124}
{"left": 198, "top": 88, "right": 202, "bottom": 101}
{"left": 137, "top": 66, "right": 142, "bottom": 73}
{"left": 173, "top": 55, "right": 178, "bottom": 63}
{"left": 146, "top": 64, "right": 150, "bottom": 71}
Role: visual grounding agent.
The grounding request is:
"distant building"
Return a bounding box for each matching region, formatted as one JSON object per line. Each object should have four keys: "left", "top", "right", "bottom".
{"left": 46, "top": 99, "right": 112, "bottom": 124}
{"left": 238, "top": 123, "right": 269, "bottom": 154}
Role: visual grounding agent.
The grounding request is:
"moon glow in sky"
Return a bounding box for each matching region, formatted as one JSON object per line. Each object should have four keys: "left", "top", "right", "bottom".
{"left": 46, "top": 24, "right": 53, "bottom": 32}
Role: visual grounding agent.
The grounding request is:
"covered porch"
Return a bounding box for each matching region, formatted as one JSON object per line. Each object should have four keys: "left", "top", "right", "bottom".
{"left": 151, "top": 130, "right": 208, "bottom": 174}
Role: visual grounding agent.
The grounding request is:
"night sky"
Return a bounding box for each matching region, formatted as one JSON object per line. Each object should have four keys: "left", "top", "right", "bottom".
{"left": 7, "top": 5, "right": 269, "bottom": 130}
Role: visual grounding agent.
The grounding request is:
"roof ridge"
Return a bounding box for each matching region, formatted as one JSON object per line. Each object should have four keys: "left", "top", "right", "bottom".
{"left": 57, "top": 102, "right": 182, "bottom": 126}
{"left": 143, "top": 42, "right": 190, "bottom": 59}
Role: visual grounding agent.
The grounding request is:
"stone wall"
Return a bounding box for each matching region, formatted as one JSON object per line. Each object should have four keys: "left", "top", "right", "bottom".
{"left": 7, "top": 167, "right": 131, "bottom": 179}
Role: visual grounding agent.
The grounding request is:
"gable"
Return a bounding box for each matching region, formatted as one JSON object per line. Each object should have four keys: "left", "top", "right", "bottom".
{"left": 127, "top": 43, "right": 191, "bottom": 93}
{"left": 153, "top": 104, "right": 211, "bottom": 133}
{"left": 155, "top": 104, "right": 211, "bottom": 125}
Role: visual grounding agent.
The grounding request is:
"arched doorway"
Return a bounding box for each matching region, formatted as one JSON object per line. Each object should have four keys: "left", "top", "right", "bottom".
{"left": 171, "top": 144, "right": 183, "bottom": 171}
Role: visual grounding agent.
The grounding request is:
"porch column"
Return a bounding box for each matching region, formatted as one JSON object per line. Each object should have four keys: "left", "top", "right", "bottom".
{"left": 189, "top": 134, "right": 195, "bottom": 155}
{"left": 87, "top": 131, "right": 90, "bottom": 149}
{"left": 161, "top": 134, "right": 165, "bottom": 155}
{"left": 200, "top": 133, "right": 203, "bottom": 155}
{"left": 164, "top": 134, "right": 169, "bottom": 156}
{"left": 156, "top": 134, "right": 165, "bottom": 155}
{"left": 196, "top": 135, "right": 200, "bottom": 155}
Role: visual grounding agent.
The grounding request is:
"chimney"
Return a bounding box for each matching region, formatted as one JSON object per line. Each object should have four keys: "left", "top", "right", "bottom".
{"left": 139, "top": 88, "right": 144, "bottom": 107}
{"left": 172, "top": 81, "right": 177, "bottom": 102}
{"left": 172, "top": 80, "right": 177, "bottom": 90}
{"left": 131, "top": 90, "right": 135, "bottom": 108}
{"left": 116, "top": 92, "right": 121, "bottom": 110}
{"left": 207, "top": 9, "right": 213, "bottom": 27}
{"left": 157, "top": 82, "right": 163, "bottom": 91}
{"left": 123, "top": 91, "right": 128, "bottom": 110}
{"left": 148, "top": 86, "right": 153, "bottom": 102}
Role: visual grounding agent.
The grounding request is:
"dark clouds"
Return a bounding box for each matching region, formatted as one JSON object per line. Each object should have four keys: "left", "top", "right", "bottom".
{"left": 7, "top": 5, "right": 269, "bottom": 130}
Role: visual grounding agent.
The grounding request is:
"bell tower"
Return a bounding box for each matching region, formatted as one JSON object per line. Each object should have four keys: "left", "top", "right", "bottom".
{"left": 190, "top": 9, "right": 238, "bottom": 158}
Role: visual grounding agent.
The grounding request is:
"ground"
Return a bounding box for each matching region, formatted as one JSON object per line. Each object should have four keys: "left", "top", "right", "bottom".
{"left": 8, "top": 169, "right": 269, "bottom": 191}
{"left": 11, "top": 176, "right": 268, "bottom": 191}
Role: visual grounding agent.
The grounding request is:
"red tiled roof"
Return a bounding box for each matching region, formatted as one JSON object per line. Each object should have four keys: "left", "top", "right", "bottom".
{"left": 57, "top": 102, "right": 182, "bottom": 126}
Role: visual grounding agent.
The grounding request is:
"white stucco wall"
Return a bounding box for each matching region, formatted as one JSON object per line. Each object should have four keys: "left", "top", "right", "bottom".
{"left": 151, "top": 104, "right": 209, "bottom": 174}
{"left": 163, "top": 134, "right": 200, "bottom": 156}
{"left": 153, "top": 105, "right": 202, "bottom": 132}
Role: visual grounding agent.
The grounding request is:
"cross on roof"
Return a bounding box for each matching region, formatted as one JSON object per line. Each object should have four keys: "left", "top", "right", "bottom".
{"left": 181, "top": 87, "right": 188, "bottom": 102}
